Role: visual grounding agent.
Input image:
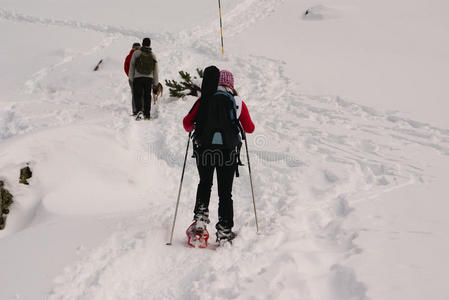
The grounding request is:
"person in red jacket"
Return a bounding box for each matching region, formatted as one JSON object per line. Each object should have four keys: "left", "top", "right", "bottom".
{"left": 183, "top": 67, "right": 255, "bottom": 243}
{"left": 124, "top": 42, "right": 140, "bottom": 115}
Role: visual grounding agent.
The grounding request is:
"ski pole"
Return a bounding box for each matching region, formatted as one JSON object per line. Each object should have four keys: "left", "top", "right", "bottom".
{"left": 167, "top": 132, "right": 192, "bottom": 245}
{"left": 242, "top": 132, "right": 259, "bottom": 233}
{"left": 218, "top": 0, "right": 224, "bottom": 55}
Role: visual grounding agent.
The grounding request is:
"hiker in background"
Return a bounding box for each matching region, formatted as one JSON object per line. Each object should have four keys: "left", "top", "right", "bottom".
{"left": 124, "top": 42, "right": 141, "bottom": 116}
{"left": 129, "top": 37, "right": 159, "bottom": 120}
{"left": 183, "top": 67, "right": 255, "bottom": 244}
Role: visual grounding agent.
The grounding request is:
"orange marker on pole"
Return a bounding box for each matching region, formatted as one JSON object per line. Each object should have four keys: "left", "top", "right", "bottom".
{"left": 218, "top": 0, "right": 224, "bottom": 55}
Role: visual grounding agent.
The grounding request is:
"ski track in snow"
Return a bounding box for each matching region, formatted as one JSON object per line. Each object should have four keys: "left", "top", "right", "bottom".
{"left": 1, "top": 1, "right": 449, "bottom": 299}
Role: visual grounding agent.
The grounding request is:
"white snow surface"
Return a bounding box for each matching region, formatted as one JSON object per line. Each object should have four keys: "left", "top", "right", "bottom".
{"left": 1, "top": 0, "right": 448, "bottom": 299}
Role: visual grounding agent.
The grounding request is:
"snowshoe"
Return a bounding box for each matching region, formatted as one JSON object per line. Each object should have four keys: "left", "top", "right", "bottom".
{"left": 135, "top": 111, "right": 144, "bottom": 121}
{"left": 186, "top": 220, "right": 210, "bottom": 248}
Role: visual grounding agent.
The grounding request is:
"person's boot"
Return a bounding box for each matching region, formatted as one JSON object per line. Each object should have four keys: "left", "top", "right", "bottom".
{"left": 135, "top": 111, "right": 144, "bottom": 121}
{"left": 215, "top": 223, "right": 236, "bottom": 243}
{"left": 192, "top": 213, "right": 209, "bottom": 234}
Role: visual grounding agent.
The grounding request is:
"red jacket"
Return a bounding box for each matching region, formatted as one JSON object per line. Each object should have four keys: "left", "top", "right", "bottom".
{"left": 183, "top": 98, "right": 255, "bottom": 133}
{"left": 124, "top": 49, "right": 135, "bottom": 76}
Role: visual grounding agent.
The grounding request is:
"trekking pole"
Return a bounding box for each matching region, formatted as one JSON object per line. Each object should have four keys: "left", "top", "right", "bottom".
{"left": 167, "top": 132, "right": 191, "bottom": 245}
{"left": 242, "top": 132, "right": 259, "bottom": 233}
{"left": 218, "top": 0, "right": 224, "bottom": 55}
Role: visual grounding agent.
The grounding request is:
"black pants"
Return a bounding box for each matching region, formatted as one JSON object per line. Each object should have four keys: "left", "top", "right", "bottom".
{"left": 194, "top": 149, "right": 237, "bottom": 229}
{"left": 133, "top": 77, "right": 153, "bottom": 117}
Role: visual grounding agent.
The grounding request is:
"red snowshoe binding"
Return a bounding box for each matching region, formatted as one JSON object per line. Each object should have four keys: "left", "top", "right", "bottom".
{"left": 186, "top": 221, "right": 210, "bottom": 248}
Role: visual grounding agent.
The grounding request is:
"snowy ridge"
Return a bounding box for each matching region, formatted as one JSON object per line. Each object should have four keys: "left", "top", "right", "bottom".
{"left": 1, "top": 0, "right": 448, "bottom": 299}
{"left": 0, "top": 8, "right": 170, "bottom": 40}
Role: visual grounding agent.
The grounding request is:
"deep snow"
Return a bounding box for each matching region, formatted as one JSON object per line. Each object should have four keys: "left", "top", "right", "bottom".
{"left": 1, "top": 0, "right": 448, "bottom": 299}
{"left": 228, "top": 0, "right": 449, "bottom": 128}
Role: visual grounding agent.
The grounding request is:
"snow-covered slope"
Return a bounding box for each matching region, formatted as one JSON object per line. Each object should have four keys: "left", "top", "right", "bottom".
{"left": 228, "top": 0, "right": 449, "bottom": 128}
{"left": 1, "top": 0, "right": 448, "bottom": 299}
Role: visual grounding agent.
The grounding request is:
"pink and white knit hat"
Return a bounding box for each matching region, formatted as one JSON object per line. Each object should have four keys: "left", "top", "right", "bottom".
{"left": 218, "top": 70, "right": 234, "bottom": 90}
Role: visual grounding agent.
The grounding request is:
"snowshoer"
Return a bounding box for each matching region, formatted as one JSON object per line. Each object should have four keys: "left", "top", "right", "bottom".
{"left": 183, "top": 67, "right": 255, "bottom": 245}
{"left": 124, "top": 42, "right": 141, "bottom": 116}
{"left": 129, "top": 37, "right": 159, "bottom": 120}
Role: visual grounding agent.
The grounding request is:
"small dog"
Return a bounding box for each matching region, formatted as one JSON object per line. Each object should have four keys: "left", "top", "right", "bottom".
{"left": 153, "top": 83, "right": 163, "bottom": 104}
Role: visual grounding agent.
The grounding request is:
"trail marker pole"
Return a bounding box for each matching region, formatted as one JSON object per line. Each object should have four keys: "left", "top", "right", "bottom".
{"left": 218, "top": 0, "right": 224, "bottom": 55}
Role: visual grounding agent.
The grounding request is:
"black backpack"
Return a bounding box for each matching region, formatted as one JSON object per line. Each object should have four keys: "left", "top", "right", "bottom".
{"left": 135, "top": 48, "right": 155, "bottom": 75}
{"left": 193, "top": 90, "right": 241, "bottom": 150}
